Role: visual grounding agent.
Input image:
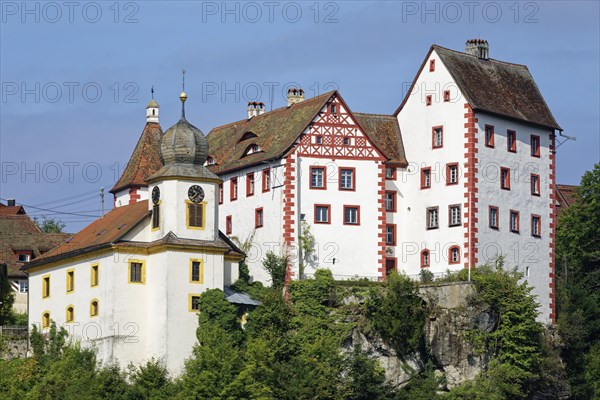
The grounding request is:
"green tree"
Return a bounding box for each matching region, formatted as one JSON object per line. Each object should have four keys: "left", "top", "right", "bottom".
{"left": 35, "top": 216, "right": 66, "bottom": 233}
{"left": 0, "top": 264, "right": 15, "bottom": 325}
{"left": 262, "top": 252, "right": 288, "bottom": 291}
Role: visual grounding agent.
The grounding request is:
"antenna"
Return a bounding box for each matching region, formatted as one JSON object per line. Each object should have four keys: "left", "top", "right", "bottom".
{"left": 182, "top": 69, "right": 186, "bottom": 92}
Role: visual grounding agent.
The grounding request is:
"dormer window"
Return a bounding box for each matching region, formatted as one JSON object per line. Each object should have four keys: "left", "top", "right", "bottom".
{"left": 242, "top": 144, "right": 261, "bottom": 157}
{"left": 205, "top": 156, "right": 216, "bottom": 166}
{"left": 17, "top": 253, "right": 31, "bottom": 262}
{"left": 239, "top": 131, "right": 258, "bottom": 142}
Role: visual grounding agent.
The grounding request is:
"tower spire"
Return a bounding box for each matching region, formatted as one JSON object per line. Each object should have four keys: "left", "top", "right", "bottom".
{"left": 179, "top": 70, "right": 187, "bottom": 119}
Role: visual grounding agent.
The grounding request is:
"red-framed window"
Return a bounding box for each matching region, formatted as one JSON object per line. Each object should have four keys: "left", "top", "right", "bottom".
{"left": 343, "top": 137, "right": 351, "bottom": 146}
{"left": 255, "top": 208, "right": 264, "bottom": 228}
{"left": 246, "top": 172, "right": 255, "bottom": 197}
{"left": 432, "top": 126, "right": 443, "bottom": 149}
{"left": 531, "top": 214, "right": 541, "bottom": 237}
{"left": 485, "top": 125, "right": 495, "bottom": 148}
{"left": 426, "top": 95, "right": 432, "bottom": 106}
{"left": 225, "top": 215, "right": 232, "bottom": 235}
{"left": 510, "top": 210, "right": 520, "bottom": 233}
{"left": 500, "top": 167, "right": 510, "bottom": 190}
{"left": 448, "top": 246, "right": 461, "bottom": 265}
{"left": 530, "top": 135, "right": 540, "bottom": 157}
{"left": 230, "top": 178, "right": 238, "bottom": 201}
{"left": 385, "top": 191, "right": 396, "bottom": 212}
{"left": 448, "top": 204, "right": 461, "bottom": 227}
{"left": 218, "top": 183, "right": 224, "bottom": 205}
{"left": 530, "top": 174, "right": 540, "bottom": 196}
{"left": 343, "top": 205, "right": 360, "bottom": 225}
{"left": 443, "top": 90, "right": 451, "bottom": 102}
{"left": 314, "top": 204, "right": 331, "bottom": 224}
{"left": 385, "top": 224, "right": 396, "bottom": 246}
{"left": 421, "top": 167, "right": 432, "bottom": 189}
{"left": 262, "top": 168, "right": 271, "bottom": 192}
{"left": 426, "top": 207, "right": 439, "bottom": 230}
{"left": 446, "top": 163, "right": 458, "bottom": 185}
{"left": 385, "top": 258, "right": 397, "bottom": 276}
{"left": 421, "top": 249, "right": 430, "bottom": 268}
{"left": 314, "top": 135, "right": 323, "bottom": 145}
{"left": 339, "top": 167, "right": 356, "bottom": 191}
{"left": 310, "top": 166, "right": 327, "bottom": 189}
{"left": 489, "top": 206, "right": 499, "bottom": 229}
{"left": 385, "top": 167, "right": 397, "bottom": 180}
{"left": 429, "top": 59, "right": 435, "bottom": 72}
{"left": 507, "top": 130, "right": 517, "bottom": 152}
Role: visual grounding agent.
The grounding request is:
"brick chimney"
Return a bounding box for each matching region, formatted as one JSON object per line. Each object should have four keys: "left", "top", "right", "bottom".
{"left": 465, "top": 39, "right": 489, "bottom": 60}
{"left": 247, "top": 102, "right": 266, "bottom": 119}
{"left": 7, "top": 199, "right": 15, "bottom": 207}
{"left": 287, "top": 88, "right": 305, "bottom": 106}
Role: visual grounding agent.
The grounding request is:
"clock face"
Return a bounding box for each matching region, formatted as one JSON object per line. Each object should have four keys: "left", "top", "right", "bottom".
{"left": 152, "top": 186, "right": 160, "bottom": 205}
{"left": 188, "top": 185, "right": 204, "bottom": 203}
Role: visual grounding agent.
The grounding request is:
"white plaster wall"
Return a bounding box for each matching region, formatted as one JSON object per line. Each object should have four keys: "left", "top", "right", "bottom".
{"left": 114, "top": 187, "right": 148, "bottom": 208}
{"left": 396, "top": 49, "right": 468, "bottom": 276}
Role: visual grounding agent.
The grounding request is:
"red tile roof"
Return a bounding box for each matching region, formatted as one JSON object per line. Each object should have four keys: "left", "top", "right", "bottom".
{"left": 556, "top": 184, "right": 579, "bottom": 219}
{"left": 354, "top": 113, "right": 407, "bottom": 165}
{"left": 0, "top": 205, "right": 26, "bottom": 215}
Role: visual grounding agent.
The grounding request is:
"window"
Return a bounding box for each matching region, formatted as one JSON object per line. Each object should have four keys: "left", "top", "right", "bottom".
{"left": 385, "top": 259, "right": 397, "bottom": 276}
{"left": 386, "top": 224, "right": 396, "bottom": 246}
{"left": 331, "top": 104, "right": 337, "bottom": 114}
{"left": 128, "top": 260, "right": 145, "bottom": 284}
{"left": 242, "top": 144, "right": 261, "bottom": 157}
{"left": 421, "top": 167, "right": 431, "bottom": 189}
{"left": 429, "top": 59, "right": 435, "bottom": 72}
{"left": 189, "top": 295, "right": 201, "bottom": 312}
{"left": 90, "top": 299, "right": 99, "bottom": 317}
{"left": 152, "top": 204, "right": 160, "bottom": 229}
{"left": 426, "top": 95, "right": 432, "bottom": 106}
{"left": 205, "top": 156, "right": 215, "bottom": 166}
{"left": 66, "top": 269, "right": 74, "bottom": 293}
{"left": 443, "top": 90, "right": 451, "bottom": 102}
{"left": 315, "top": 135, "right": 323, "bottom": 144}
{"left": 507, "top": 130, "right": 517, "bottom": 152}
{"left": 310, "top": 166, "right": 326, "bottom": 189}
{"left": 421, "top": 250, "right": 430, "bottom": 268}
{"left": 262, "top": 169, "right": 271, "bottom": 192}
{"left": 343, "top": 137, "right": 351, "bottom": 146}
{"left": 343, "top": 206, "right": 360, "bottom": 225}
{"left": 485, "top": 125, "right": 495, "bottom": 148}
{"left": 66, "top": 306, "right": 74, "bottom": 323}
{"left": 314, "top": 204, "right": 330, "bottom": 224}
{"left": 246, "top": 173, "right": 255, "bottom": 197}
{"left": 432, "top": 126, "right": 443, "bottom": 148}
{"left": 230, "top": 178, "right": 238, "bottom": 201}
{"left": 530, "top": 135, "right": 540, "bottom": 157}
{"left": 446, "top": 163, "right": 458, "bottom": 185}
{"left": 449, "top": 205, "right": 461, "bottom": 227}
{"left": 17, "top": 253, "right": 30, "bottom": 262}
{"left": 510, "top": 210, "right": 520, "bottom": 233}
{"left": 187, "top": 202, "right": 205, "bottom": 229}
{"left": 91, "top": 264, "right": 99, "bottom": 287}
{"left": 42, "top": 311, "right": 50, "bottom": 329}
{"left": 531, "top": 174, "right": 540, "bottom": 196}
{"left": 531, "top": 215, "right": 541, "bottom": 237}
{"left": 427, "top": 207, "right": 439, "bottom": 229}
{"left": 19, "top": 280, "right": 28, "bottom": 293}
{"left": 385, "top": 167, "right": 396, "bottom": 180}
{"left": 255, "top": 208, "right": 264, "bottom": 228}
{"left": 385, "top": 191, "right": 396, "bottom": 212}
{"left": 489, "top": 206, "right": 499, "bottom": 229}
{"left": 226, "top": 215, "right": 232, "bottom": 235}
{"left": 218, "top": 183, "right": 224, "bottom": 204}
{"left": 500, "top": 167, "right": 510, "bottom": 190}
{"left": 42, "top": 275, "right": 50, "bottom": 298}
{"left": 339, "top": 168, "right": 355, "bottom": 190}
{"left": 449, "top": 246, "right": 461, "bottom": 264}
{"left": 190, "top": 259, "right": 204, "bottom": 284}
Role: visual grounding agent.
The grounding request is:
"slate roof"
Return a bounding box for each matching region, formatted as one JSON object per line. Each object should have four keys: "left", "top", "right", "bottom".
{"left": 395, "top": 44, "right": 561, "bottom": 130}
{"left": 110, "top": 122, "right": 164, "bottom": 194}
{"left": 354, "top": 113, "right": 407, "bottom": 165}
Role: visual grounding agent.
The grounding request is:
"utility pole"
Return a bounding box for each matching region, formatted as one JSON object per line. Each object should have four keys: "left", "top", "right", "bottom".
{"left": 100, "top": 188, "right": 105, "bottom": 218}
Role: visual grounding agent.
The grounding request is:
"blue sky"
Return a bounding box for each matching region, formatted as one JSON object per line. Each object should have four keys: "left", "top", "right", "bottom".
{"left": 1, "top": 1, "right": 598, "bottom": 232}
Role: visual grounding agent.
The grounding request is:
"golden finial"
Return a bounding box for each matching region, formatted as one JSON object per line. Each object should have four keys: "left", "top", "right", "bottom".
{"left": 180, "top": 69, "right": 187, "bottom": 102}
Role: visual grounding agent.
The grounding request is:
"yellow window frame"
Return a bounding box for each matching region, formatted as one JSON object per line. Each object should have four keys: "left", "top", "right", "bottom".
{"left": 42, "top": 311, "right": 50, "bottom": 328}
{"left": 42, "top": 274, "right": 50, "bottom": 298}
{"left": 66, "top": 269, "right": 75, "bottom": 293}
{"left": 90, "top": 263, "right": 99, "bottom": 287}
{"left": 189, "top": 293, "right": 202, "bottom": 312}
{"left": 90, "top": 298, "right": 99, "bottom": 317}
{"left": 128, "top": 259, "right": 146, "bottom": 284}
{"left": 189, "top": 258, "right": 204, "bottom": 284}
{"left": 185, "top": 200, "right": 207, "bottom": 230}
{"left": 66, "top": 305, "right": 74, "bottom": 323}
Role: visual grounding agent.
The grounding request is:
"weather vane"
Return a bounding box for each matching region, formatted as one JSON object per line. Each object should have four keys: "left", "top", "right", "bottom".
{"left": 151, "top": 85, "right": 154, "bottom": 99}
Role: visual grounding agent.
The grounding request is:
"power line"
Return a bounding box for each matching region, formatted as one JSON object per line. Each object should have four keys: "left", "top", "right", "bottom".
{"left": 0, "top": 197, "right": 102, "bottom": 218}
{"left": 28, "top": 188, "right": 101, "bottom": 207}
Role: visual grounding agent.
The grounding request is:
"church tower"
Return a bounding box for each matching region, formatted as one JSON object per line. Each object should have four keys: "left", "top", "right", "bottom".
{"left": 145, "top": 90, "right": 222, "bottom": 242}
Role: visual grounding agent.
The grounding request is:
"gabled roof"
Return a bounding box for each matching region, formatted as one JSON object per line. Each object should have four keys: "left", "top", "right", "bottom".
{"left": 110, "top": 123, "right": 164, "bottom": 194}
{"left": 0, "top": 205, "right": 26, "bottom": 215}
{"left": 354, "top": 113, "right": 407, "bottom": 165}
{"left": 24, "top": 201, "right": 151, "bottom": 268}
{"left": 206, "top": 91, "right": 335, "bottom": 174}
{"left": 395, "top": 44, "right": 561, "bottom": 130}
{"left": 556, "top": 184, "right": 579, "bottom": 219}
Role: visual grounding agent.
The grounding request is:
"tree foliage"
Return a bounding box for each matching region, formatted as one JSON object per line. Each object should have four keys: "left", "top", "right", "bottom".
{"left": 34, "top": 216, "right": 66, "bottom": 233}
{"left": 262, "top": 252, "right": 288, "bottom": 290}
{"left": 0, "top": 264, "right": 15, "bottom": 325}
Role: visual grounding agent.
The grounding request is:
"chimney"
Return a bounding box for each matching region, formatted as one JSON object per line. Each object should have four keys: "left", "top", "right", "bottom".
{"left": 247, "top": 102, "right": 266, "bottom": 118}
{"left": 287, "top": 88, "right": 305, "bottom": 106}
{"left": 7, "top": 199, "right": 15, "bottom": 207}
{"left": 465, "top": 39, "right": 489, "bottom": 60}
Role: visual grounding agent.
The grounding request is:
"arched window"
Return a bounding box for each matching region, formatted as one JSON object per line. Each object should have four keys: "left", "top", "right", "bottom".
{"left": 421, "top": 249, "right": 430, "bottom": 268}
{"left": 239, "top": 131, "right": 258, "bottom": 142}
{"left": 90, "top": 299, "right": 99, "bottom": 317}
{"left": 42, "top": 311, "right": 50, "bottom": 328}
{"left": 66, "top": 305, "right": 74, "bottom": 323}
{"left": 242, "top": 144, "right": 261, "bottom": 157}
{"left": 449, "top": 246, "right": 461, "bottom": 265}
{"left": 205, "top": 156, "right": 216, "bottom": 166}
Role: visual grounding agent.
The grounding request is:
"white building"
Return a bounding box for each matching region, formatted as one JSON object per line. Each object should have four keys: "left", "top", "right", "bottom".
{"left": 206, "top": 40, "right": 560, "bottom": 323}
{"left": 25, "top": 92, "right": 244, "bottom": 374}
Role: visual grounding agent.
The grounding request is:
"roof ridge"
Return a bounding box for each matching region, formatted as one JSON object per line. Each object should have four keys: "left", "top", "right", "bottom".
{"left": 432, "top": 44, "right": 529, "bottom": 68}
{"left": 354, "top": 112, "right": 396, "bottom": 118}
